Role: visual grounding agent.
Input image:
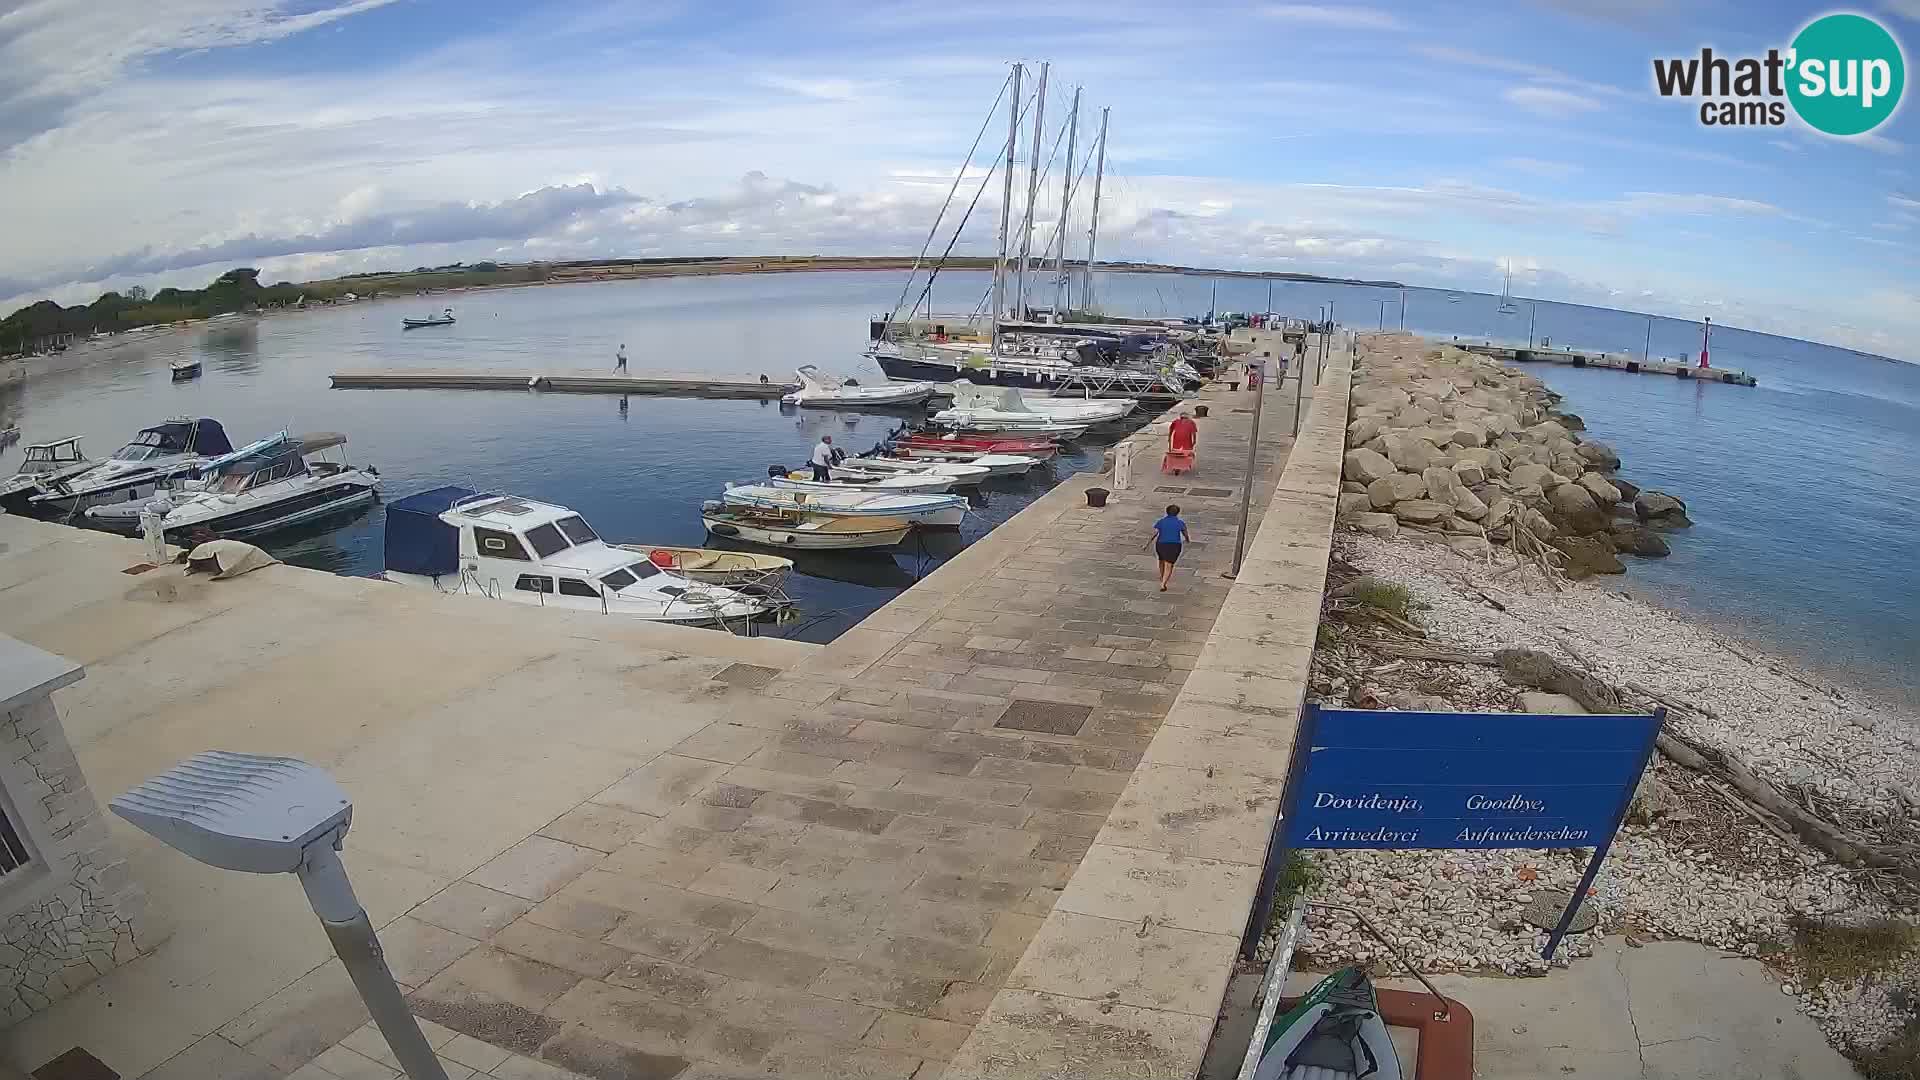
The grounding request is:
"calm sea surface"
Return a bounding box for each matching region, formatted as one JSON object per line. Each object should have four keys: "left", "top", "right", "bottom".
{"left": 1, "top": 271, "right": 1915, "bottom": 706}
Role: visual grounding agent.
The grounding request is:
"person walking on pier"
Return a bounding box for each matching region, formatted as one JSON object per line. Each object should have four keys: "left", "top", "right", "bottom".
{"left": 614, "top": 344, "right": 628, "bottom": 373}
{"left": 1148, "top": 503, "right": 1189, "bottom": 591}
{"left": 810, "top": 434, "right": 835, "bottom": 482}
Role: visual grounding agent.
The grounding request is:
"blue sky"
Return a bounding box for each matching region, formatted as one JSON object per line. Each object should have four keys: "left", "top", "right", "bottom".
{"left": 2, "top": 0, "right": 1917, "bottom": 359}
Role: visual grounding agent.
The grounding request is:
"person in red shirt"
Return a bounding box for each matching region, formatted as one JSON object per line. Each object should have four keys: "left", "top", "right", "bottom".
{"left": 1170, "top": 413, "right": 1198, "bottom": 453}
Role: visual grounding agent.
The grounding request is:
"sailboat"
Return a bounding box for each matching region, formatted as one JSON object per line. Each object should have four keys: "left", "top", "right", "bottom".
{"left": 1498, "top": 263, "right": 1519, "bottom": 314}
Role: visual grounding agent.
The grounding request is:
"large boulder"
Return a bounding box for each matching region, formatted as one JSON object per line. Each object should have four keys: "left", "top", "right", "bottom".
{"left": 1611, "top": 476, "right": 1642, "bottom": 502}
{"left": 1348, "top": 512, "right": 1400, "bottom": 538}
{"left": 1346, "top": 416, "right": 1387, "bottom": 448}
{"left": 1448, "top": 421, "right": 1488, "bottom": 448}
{"left": 1546, "top": 481, "right": 1609, "bottom": 534}
{"left": 1610, "top": 523, "right": 1671, "bottom": 556}
{"left": 1525, "top": 420, "right": 1572, "bottom": 443}
{"left": 1395, "top": 405, "right": 1437, "bottom": 429}
{"left": 1552, "top": 411, "right": 1587, "bottom": 431}
{"left": 1551, "top": 535, "right": 1626, "bottom": 577}
{"left": 1354, "top": 386, "right": 1411, "bottom": 413}
{"left": 1381, "top": 433, "right": 1441, "bottom": 473}
{"left": 1366, "top": 472, "right": 1427, "bottom": 508}
{"left": 1454, "top": 446, "right": 1508, "bottom": 477}
{"left": 1578, "top": 472, "right": 1622, "bottom": 505}
{"left": 1576, "top": 440, "right": 1621, "bottom": 470}
{"left": 1338, "top": 493, "right": 1374, "bottom": 519}
{"left": 1508, "top": 462, "right": 1556, "bottom": 490}
{"left": 1391, "top": 499, "right": 1449, "bottom": 524}
{"left": 1452, "top": 461, "right": 1487, "bottom": 487}
{"left": 1423, "top": 467, "right": 1488, "bottom": 520}
{"left": 1634, "top": 491, "right": 1693, "bottom": 528}
{"left": 1447, "top": 534, "right": 1491, "bottom": 559}
{"left": 1341, "top": 480, "right": 1368, "bottom": 494}
{"left": 1343, "top": 448, "right": 1397, "bottom": 485}
{"left": 1518, "top": 506, "right": 1556, "bottom": 539}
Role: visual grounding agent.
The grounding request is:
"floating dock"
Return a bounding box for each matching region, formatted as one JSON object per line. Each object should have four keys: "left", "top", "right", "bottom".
{"left": 1458, "top": 344, "right": 1758, "bottom": 386}
{"left": 329, "top": 368, "right": 800, "bottom": 398}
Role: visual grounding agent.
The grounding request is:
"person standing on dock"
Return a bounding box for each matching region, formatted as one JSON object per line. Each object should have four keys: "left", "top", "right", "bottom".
{"left": 615, "top": 344, "right": 628, "bottom": 373}
{"left": 1148, "top": 503, "right": 1189, "bottom": 592}
{"left": 810, "top": 434, "right": 835, "bottom": 481}
{"left": 1170, "top": 412, "right": 1198, "bottom": 455}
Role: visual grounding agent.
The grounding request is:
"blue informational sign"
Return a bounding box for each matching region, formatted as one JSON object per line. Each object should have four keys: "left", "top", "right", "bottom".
{"left": 1247, "top": 704, "right": 1665, "bottom": 962}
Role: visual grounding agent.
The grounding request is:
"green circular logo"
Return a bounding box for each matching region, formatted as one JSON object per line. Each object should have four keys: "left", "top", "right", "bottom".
{"left": 1787, "top": 13, "right": 1905, "bottom": 135}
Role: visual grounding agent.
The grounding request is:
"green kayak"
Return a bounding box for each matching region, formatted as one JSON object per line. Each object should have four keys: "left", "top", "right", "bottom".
{"left": 1253, "top": 966, "right": 1403, "bottom": 1080}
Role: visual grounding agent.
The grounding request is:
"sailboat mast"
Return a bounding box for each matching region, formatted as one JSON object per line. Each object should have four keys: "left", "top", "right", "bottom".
{"left": 1015, "top": 62, "right": 1048, "bottom": 323}
{"left": 1052, "top": 86, "right": 1080, "bottom": 320}
{"left": 1082, "top": 106, "right": 1109, "bottom": 312}
{"left": 993, "top": 63, "right": 1022, "bottom": 357}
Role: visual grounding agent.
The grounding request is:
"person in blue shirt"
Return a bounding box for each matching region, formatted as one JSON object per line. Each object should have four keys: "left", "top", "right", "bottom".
{"left": 1148, "top": 503, "right": 1190, "bottom": 591}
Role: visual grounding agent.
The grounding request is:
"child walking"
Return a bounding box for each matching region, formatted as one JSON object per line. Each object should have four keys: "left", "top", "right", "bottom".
{"left": 1148, "top": 503, "right": 1190, "bottom": 591}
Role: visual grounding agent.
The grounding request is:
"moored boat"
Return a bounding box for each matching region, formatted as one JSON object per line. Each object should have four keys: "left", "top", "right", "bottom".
{"left": 944, "top": 382, "right": 1136, "bottom": 423}
{"left": 701, "top": 506, "right": 912, "bottom": 550}
{"left": 29, "top": 418, "right": 235, "bottom": 513}
{"left": 880, "top": 448, "right": 1036, "bottom": 475}
{"left": 0, "top": 436, "right": 90, "bottom": 511}
{"left": 403, "top": 308, "right": 456, "bottom": 329}
{"left": 382, "top": 488, "right": 773, "bottom": 626}
{"left": 84, "top": 432, "right": 379, "bottom": 541}
{"left": 769, "top": 470, "right": 955, "bottom": 494}
{"left": 893, "top": 431, "right": 1058, "bottom": 460}
{"left": 611, "top": 544, "right": 794, "bottom": 591}
{"left": 721, "top": 483, "right": 967, "bottom": 528}
{"left": 170, "top": 358, "right": 202, "bottom": 380}
{"left": 781, "top": 365, "right": 937, "bottom": 408}
{"left": 831, "top": 457, "right": 992, "bottom": 486}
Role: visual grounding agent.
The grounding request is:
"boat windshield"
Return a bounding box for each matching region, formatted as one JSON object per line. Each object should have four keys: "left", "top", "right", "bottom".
{"left": 600, "top": 568, "right": 635, "bottom": 590}
{"left": 556, "top": 515, "right": 598, "bottom": 544}
{"left": 525, "top": 523, "right": 569, "bottom": 558}
{"left": 111, "top": 445, "right": 162, "bottom": 462}
{"left": 600, "top": 561, "right": 660, "bottom": 591}
{"left": 216, "top": 472, "right": 250, "bottom": 494}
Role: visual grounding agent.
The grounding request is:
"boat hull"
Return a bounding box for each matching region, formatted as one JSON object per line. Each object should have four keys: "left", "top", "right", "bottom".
{"left": 702, "top": 513, "right": 910, "bottom": 550}
{"left": 384, "top": 571, "right": 768, "bottom": 623}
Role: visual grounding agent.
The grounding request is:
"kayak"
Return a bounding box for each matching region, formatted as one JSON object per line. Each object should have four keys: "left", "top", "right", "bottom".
{"left": 1252, "top": 967, "right": 1402, "bottom": 1080}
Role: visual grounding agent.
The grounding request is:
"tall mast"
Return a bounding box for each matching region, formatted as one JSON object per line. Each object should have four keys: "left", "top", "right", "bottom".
{"left": 1082, "top": 106, "right": 1109, "bottom": 312}
{"left": 1051, "top": 86, "right": 1080, "bottom": 320}
{"left": 1015, "top": 62, "right": 1048, "bottom": 323}
{"left": 993, "top": 63, "right": 1022, "bottom": 358}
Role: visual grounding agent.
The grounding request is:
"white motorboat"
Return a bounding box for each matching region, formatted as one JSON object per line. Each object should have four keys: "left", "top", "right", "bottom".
{"left": 382, "top": 488, "right": 773, "bottom": 626}
{"left": 878, "top": 448, "right": 1035, "bottom": 476}
{"left": 403, "top": 308, "right": 456, "bottom": 329}
{"left": 701, "top": 506, "right": 912, "bottom": 550}
{"left": 831, "top": 457, "right": 992, "bottom": 487}
{"left": 722, "top": 483, "right": 967, "bottom": 528}
{"left": 610, "top": 545, "right": 794, "bottom": 592}
{"left": 29, "top": 418, "right": 235, "bottom": 513}
{"left": 926, "top": 410, "right": 1090, "bottom": 439}
{"left": 170, "top": 358, "right": 202, "bottom": 380}
{"left": 781, "top": 365, "right": 937, "bottom": 408}
{"left": 944, "top": 382, "right": 1136, "bottom": 423}
{"left": 85, "top": 432, "right": 379, "bottom": 541}
{"left": 770, "top": 471, "right": 955, "bottom": 494}
{"left": 0, "top": 436, "right": 90, "bottom": 511}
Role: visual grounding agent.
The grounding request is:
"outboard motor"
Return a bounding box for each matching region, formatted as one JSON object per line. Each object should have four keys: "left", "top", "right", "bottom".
{"left": 767, "top": 463, "right": 790, "bottom": 478}
{"left": 830, "top": 447, "right": 847, "bottom": 465}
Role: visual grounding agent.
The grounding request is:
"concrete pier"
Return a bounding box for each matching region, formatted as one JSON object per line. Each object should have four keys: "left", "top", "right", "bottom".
{"left": 1, "top": 331, "right": 1341, "bottom": 1080}
{"left": 1457, "top": 343, "right": 1758, "bottom": 386}
{"left": 330, "top": 369, "right": 800, "bottom": 398}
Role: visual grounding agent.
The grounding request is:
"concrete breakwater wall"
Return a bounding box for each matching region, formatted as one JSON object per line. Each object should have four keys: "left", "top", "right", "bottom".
{"left": 1336, "top": 337, "right": 1692, "bottom": 578}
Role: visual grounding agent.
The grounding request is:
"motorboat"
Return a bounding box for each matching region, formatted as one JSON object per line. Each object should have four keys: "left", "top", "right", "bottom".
{"left": 878, "top": 448, "right": 1036, "bottom": 476}
{"left": 944, "top": 382, "right": 1136, "bottom": 424}
{"left": 701, "top": 506, "right": 912, "bottom": 550}
{"left": 382, "top": 487, "right": 773, "bottom": 626}
{"left": 721, "top": 483, "right": 967, "bottom": 528}
{"left": 926, "top": 410, "right": 1089, "bottom": 440}
{"left": 610, "top": 544, "right": 794, "bottom": 592}
{"left": 831, "top": 457, "right": 992, "bottom": 487}
{"left": 781, "top": 365, "right": 937, "bottom": 408}
{"left": 403, "top": 308, "right": 455, "bottom": 329}
{"left": 29, "top": 418, "right": 234, "bottom": 513}
{"left": 769, "top": 469, "right": 955, "bottom": 494}
{"left": 0, "top": 436, "right": 90, "bottom": 512}
{"left": 892, "top": 431, "right": 1058, "bottom": 461}
{"left": 84, "top": 433, "right": 379, "bottom": 541}
{"left": 171, "top": 358, "right": 202, "bottom": 380}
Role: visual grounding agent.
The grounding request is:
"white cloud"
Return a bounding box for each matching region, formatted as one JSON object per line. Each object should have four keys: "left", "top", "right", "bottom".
{"left": 1769, "top": 140, "right": 1803, "bottom": 153}
{"left": 1614, "top": 192, "right": 1783, "bottom": 217}
{"left": 1891, "top": 193, "right": 1920, "bottom": 211}
{"left": 1255, "top": 4, "right": 1406, "bottom": 30}
{"left": 1498, "top": 157, "right": 1581, "bottom": 179}
{"left": 1416, "top": 44, "right": 1636, "bottom": 101}
{"left": 1884, "top": 0, "right": 1920, "bottom": 20}
{"left": 1503, "top": 86, "right": 1606, "bottom": 116}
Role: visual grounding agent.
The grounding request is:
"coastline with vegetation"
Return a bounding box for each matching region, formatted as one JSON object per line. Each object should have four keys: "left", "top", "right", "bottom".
{"left": 1300, "top": 332, "right": 1920, "bottom": 1073}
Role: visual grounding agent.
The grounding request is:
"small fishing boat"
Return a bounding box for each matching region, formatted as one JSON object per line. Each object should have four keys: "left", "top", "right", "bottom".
{"left": 611, "top": 544, "right": 793, "bottom": 591}
{"left": 894, "top": 431, "right": 1058, "bottom": 461}
{"left": 781, "top": 365, "right": 937, "bottom": 408}
{"left": 29, "top": 418, "right": 235, "bottom": 513}
{"left": 831, "top": 457, "right": 992, "bottom": 487}
{"left": 382, "top": 488, "right": 773, "bottom": 626}
{"left": 701, "top": 506, "right": 912, "bottom": 550}
{"left": 944, "top": 382, "right": 1136, "bottom": 423}
{"left": 722, "top": 484, "right": 967, "bottom": 528}
{"left": 402, "top": 308, "right": 456, "bottom": 329}
{"left": 926, "top": 411, "right": 1090, "bottom": 440}
{"left": 1249, "top": 967, "right": 1401, "bottom": 1080}
{"left": 880, "top": 446, "right": 1039, "bottom": 474}
{"left": 84, "top": 432, "right": 379, "bottom": 541}
{"left": 170, "top": 358, "right": 202, "bottom": 380}
{"left": 770, "top": 470, "right": 955, "bottom": 494}
{"left": 0, "top": 436, "right": 90, "bottom": 511}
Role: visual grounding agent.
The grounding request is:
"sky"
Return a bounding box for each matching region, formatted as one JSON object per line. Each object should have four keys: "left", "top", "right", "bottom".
{"left": 2, "top": 0, "right": 1918, "bottom": 360}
